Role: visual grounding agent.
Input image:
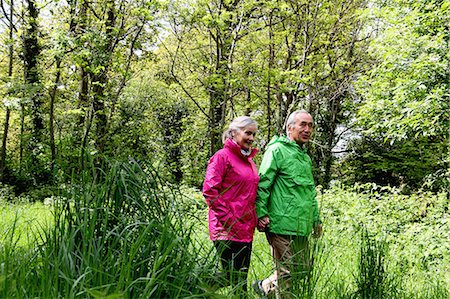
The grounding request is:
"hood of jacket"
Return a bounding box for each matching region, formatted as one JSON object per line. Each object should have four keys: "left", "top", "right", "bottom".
{"left": 225, "top": 138, "right": 258, "bottom": 159}
{"left": 266, "top": 134, "right": 305, "bottom": 151}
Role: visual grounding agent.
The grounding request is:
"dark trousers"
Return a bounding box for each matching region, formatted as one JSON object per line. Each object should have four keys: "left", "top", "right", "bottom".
{"left": 214, "top": 240, "right": 252, "bottom": 292}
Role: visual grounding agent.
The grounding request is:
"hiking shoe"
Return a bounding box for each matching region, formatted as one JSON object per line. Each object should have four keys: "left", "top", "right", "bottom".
{"left": 252, "top": 280, "right": 268, "bottom": 298}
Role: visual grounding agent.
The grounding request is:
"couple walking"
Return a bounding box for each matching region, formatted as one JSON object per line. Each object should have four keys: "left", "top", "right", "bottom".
{"left": 202, "top": 110, "right": 323, "bottom": 297}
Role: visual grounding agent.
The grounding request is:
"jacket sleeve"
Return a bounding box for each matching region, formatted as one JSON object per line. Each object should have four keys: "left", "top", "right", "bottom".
{"left": 256, "top": 147, "right": 278, "bottom": 218}
{"left": 202, "top": 152, "right": 234, "bottom": 227}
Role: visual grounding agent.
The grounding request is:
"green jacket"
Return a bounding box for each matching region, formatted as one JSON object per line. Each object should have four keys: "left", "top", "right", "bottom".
{"left": 256, "top": 135, "right": 320, "bottom": 236}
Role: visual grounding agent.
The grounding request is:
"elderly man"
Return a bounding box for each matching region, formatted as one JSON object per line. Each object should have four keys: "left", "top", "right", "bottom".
{"left": 253, "top": 110, "right": 322, "bottom": 298}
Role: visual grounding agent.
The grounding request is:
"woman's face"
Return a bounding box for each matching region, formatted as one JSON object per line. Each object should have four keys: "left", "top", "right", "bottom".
{"left": 233, "top": 124, "right": 257, "bottom": 150}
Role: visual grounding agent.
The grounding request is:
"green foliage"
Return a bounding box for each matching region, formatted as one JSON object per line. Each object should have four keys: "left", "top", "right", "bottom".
{"left": 355, "top": 0, "right": 449, "bottom": 142}
{"left": 353, "top": 229, "right": 394, "bottom": 299}
{"left": 1, "top": 177, "right": 449, "bottom": 298}
{"left": 346, "top": 0, "right": 450, "bottom": 192}
{"left": 163, "top": 0, "right": 374, "bottom": 187}
{"left": 0, "top": 160, "right": 219, "bottom": 298}
{"left": 4, "top": 0, "right": 447, "bottom": 193}
{"left": 318, "top": 184, "right": 449, "bottom": 298}
{"left": 112, "top": 69, "right": 208, "bottom": 186}
{"left": 322, "top": 183, "right": 449, "bottom": 273}
{"left": 337, "top": 134, "right": 448, "bottom": 190}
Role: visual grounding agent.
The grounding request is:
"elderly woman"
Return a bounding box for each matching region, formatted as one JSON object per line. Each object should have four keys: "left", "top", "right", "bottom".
{"left": 202, "top": 116, "right": 259, "bottom": 293}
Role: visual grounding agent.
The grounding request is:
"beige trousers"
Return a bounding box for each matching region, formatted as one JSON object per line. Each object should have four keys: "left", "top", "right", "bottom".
{"left": 261, "top": 233, "right": 310, "bottom": 298}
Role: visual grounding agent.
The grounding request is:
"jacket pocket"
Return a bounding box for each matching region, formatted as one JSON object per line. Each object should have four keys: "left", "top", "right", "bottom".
{"left": 291, "top": 176, "right": 313, "bottom": 186}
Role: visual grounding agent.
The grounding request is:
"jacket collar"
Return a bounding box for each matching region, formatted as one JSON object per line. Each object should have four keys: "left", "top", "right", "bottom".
{"left": 224, "top": 138, "right": 258, "bottom": 159}
{"left": 269, "top": 135, "right": 306, "bottom": 151}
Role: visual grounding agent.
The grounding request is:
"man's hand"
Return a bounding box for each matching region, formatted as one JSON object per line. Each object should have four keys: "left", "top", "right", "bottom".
{"left": 257, "top": 216, "right": 270, "bottom": 232}
{"left": 312, "top": 223, "right": 322, "bottom": 238}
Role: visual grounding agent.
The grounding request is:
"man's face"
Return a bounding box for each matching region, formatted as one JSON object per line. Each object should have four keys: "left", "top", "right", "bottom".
{"left": 288, "top": 113, "right": 313, "bottom": 145}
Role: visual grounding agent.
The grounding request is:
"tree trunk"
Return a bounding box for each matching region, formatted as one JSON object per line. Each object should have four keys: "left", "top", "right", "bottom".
{"left": 323, "top": 97, "right": 340, "bottom": 187}
{"left": 92, "top": 73, "right": 108, "bottom": 154}
{"left": 49, "top": 58, "right": 62, "bottom": 170}
{"left": 276, "top": 92, "right": 294, "bottom": 134}
{"left": 91, "top": 3, "right": 116, "bottom": 155}
{"left": 19, "top": 104, "right": 25, "bottom": 168}
{"left": 67, "top": 0, "right": 90, "bottom": 166}
{"left": 209, "top": 89, "right": 226, "bottom": 155}
{"left": 23, "top": 0, "right": 46, "bottom": 184}
{"left": 265, "top": 9, "right": 275, "bottom": 145}
{"left": 0, "top": 108, "right": 10, "bottom": 180}
{"left": 24, "top": 0, "right": 43, "bottom": 139}
{"left": 0, "top": 0, "right": 14, "bottom": 180}
{"left": 74, "top": 0, "right": 90, "bottom": 135}
{"left": 208, "top": 34, "right": 229, "bottom": 155}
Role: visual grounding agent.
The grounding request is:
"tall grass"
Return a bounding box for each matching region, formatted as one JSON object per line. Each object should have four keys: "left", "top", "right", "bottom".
{"left": 353, "top": 229, "right": 396, "bottom": 299}
{"left": 315, "top": 184, "right": 449, "bottom": 299}
{"left": 1, "top": 160, "right": 217, "bottom": 298}
{"left": 1, "top": 172, "right": 448, "bottom": 298}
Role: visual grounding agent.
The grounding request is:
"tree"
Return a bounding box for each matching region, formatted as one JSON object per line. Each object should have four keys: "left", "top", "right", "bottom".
{"left": 49, "top": 0, "right": 161, "bottom": 170}
{"left": 0, "top": 0, "right": 15, "bottom": 180}
{"left": 165, "top": 0, "right": 261, "bottom": 156}
{"left": 354, "top": 0, "right": 449, "bottom": 189}
{"left": 109, "top": 69, "right": 188, "bottom": 184}
{"left": 240, "top": 0, "right": 372, "bottom": 186}
{"left": 22, "top": 0, "right": 50, "bottom": 184}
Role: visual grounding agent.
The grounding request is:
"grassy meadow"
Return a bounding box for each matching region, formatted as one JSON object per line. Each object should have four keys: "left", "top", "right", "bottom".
{"left": 0, "top": 161, "right": 448, "bottom": 298}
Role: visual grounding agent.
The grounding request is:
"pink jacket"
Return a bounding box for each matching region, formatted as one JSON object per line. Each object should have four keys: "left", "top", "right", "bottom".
{"left": 202, "top": 139, "right": 259, "bottom": 242}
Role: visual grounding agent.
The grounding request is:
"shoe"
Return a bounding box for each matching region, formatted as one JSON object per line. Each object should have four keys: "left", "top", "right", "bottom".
{"left": 252, "top": 280, "right": 268, "bottom": 298}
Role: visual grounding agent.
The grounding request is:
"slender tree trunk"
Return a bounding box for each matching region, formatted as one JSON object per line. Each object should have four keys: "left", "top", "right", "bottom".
{"left": 19, "top": 104, "right": 25, "bottom": 168}
{"left": 208, "top": 45, "right": 226, "bottom": 155}
{"left": 92, "top": 1, "right": 116, "bottom": 155}
{"left": 266, "top": 10, "right": 274, "bottom": 144}
{"left": 23, "top": 0, "right": 46, "bottom": 184}
{"left": 0, "top": 0, "right": 14, "bottom": 180}
{"left": 156, "top": 103, "right": 186, "bottom": 183}
{"left": 80, "top": 104, "right": 93, "bottom": 171}
{"left": 276, "top": 92, "right": 294, "bottom": 134}
{"left": 24, "top": 0, "right": 43, "bottom": 138}
{"left": 245, "top": 87, "right": 251, "bottom": 116}
{"left": 108, "top": 22, "right": 145, "bottom": 124}
{"left": 49, "top": 58, "right": 62, "bottom": 170}
{"left": 92, "top": 73, "right": 108, "bottom": 154}
{"left": 0, "top": 109, "right": 10, "bottom": 180}
{"left": 323, "top": 103, "right": 338, "bottom": 187}
{"left": 77, "top": 68, "right": 89, "bottom": 130}
{"left": 208, "top": 18, "right": 233, "bottom": 155}
{"left": 67, "top": 0, "right": 90, "bottom": 167}
{"left": 74, "top": 0, "right": 89, "bottom": 136}
{"left": 209, "top": 88, "right": 226, "bottom": 155}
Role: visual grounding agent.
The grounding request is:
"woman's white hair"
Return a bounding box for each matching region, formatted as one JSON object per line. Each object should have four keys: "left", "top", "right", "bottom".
{"left": 222, "top": 116, "right": 257, "bottom": 144}
{"left": 285, "top": 110, "right": 311, "bottom": 135}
